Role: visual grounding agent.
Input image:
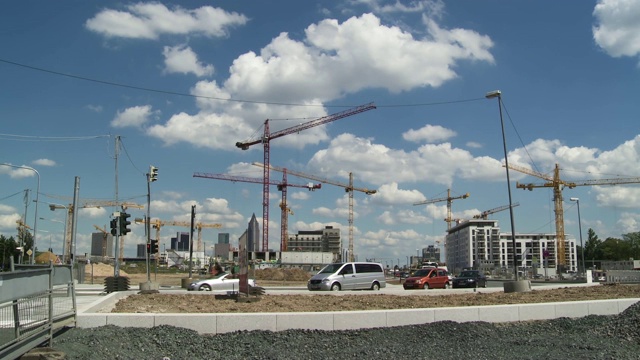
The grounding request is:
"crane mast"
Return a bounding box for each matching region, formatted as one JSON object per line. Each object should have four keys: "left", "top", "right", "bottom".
{"left": 193, "top": 171, "right": 320, "bottom": 251}
{"left": 508, "top": 162, "right": 640, "bottom": 271}
{"left": 254, "top": 162, "right": 376, "bottom": 262}
{"left": 235, "top": 102, "right": 375, "bottom": 252}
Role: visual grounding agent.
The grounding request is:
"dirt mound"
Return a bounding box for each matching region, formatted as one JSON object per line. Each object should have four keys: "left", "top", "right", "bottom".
{"left": 253, "top": 268, "right": 312, "bottom": 281}
{"left": 85, "top": 262, "right": 128, "bottom": 277}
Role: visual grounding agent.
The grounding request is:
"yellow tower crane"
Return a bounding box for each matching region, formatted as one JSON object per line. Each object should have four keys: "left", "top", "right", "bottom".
{"left": 507, "top": 162, "right": 640, "bottom": 270}
{"left": 413, "top": 189, "right": 470, "bottom": 230}
{"left": 254, "top": 162, "right": 376, "bottom": 262}
{"left": 133, "top": 218, "right": 222, "bottom": 254}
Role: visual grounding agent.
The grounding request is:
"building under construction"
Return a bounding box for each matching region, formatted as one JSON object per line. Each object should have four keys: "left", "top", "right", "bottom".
{"left": 287, "top": 226, "right": 341, "bottom": 255}
{"left": 446, "top": 219, "right": 577, "bottom": 277}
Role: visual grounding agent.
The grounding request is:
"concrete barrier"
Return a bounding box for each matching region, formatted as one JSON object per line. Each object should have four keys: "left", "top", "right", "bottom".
{"left": 76, "top": 297, "right": 640, "bottom": 335}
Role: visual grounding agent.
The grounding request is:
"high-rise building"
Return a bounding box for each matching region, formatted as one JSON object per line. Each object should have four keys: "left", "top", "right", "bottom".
{"left": 218, "top": 233, "right": 230, "bottom": 244}
{"left": 90, "top": 232, "right": 114, "bottom": 257}
{"left": 247, "top": 213, "right": 260, "bottom": 252}
{"left": 171, "top": 232, "right": 190, "bottom": 251}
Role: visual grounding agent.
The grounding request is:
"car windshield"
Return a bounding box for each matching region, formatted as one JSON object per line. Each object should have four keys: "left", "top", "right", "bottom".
{"left": 318, "top": 263, "right": 343, "bottom": 274}
{"left": 412, "top": 269, "right": 431, "bottom": 277}
{"left": 459, "top": 271, "right": 478, "bottom": 277}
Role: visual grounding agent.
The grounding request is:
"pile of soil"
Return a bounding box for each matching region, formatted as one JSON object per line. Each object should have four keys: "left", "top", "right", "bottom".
{"left": 108, "top": 283, "right": 640, "bottom": 314}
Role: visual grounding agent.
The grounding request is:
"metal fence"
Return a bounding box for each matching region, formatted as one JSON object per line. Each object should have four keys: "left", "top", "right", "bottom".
{"left": 0, "top": 262, "right": 76, "bottom": 360}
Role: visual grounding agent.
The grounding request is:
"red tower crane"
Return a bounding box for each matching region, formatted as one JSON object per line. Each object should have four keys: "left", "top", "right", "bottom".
{"left": 235, "top": 102, "right": 376, "bottom": 251}
{"left": 193, "top": 171, "right": 321, "bottom": 251}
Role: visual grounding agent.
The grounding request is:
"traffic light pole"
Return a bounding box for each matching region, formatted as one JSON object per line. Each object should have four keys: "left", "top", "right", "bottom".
{"left": 146, "top": 172, "right": 151, "bottom": 282}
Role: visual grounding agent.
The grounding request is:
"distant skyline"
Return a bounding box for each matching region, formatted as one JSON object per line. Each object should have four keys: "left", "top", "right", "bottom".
{"left": 1, "top": 1, "right": 640, "bottom": 264}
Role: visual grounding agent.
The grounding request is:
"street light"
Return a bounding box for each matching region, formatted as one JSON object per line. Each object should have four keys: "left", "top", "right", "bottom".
{"left": 44, "top": 202, "right": 70, "bottom": 263}
{"left": 570, "top": 197, "right": 585, "bottom": 275}
{"left": 485, "top": 90, "right": 519, "bottom": 281}
{"left": 1, "top": 163, "right": 40, "bottom": 264}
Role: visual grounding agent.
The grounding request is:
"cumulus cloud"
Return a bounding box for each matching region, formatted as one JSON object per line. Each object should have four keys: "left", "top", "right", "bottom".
{"left": 144, "top": 11, "right": 494, "bottom": 150}
{"left": 370, "top": 182, "right": 424, "bottom": 205}
{"left": 163, "top": 45, "right": 214, "bottom": 77}
{"left": 593, "top": 0, "right": 640, "bottom": 61}
{"left": 86, "top": 3, "right": 248, "bottom": 40}
{"left": 32, "top": 159, "right": 56, "bottom": 167}
{"left": 403, "top": 124, "right": 457, "bottom": 143}
{"left": 308, "top": 133, "right": 504, "bottom": 186}
{"left": 111, "top": 105, "right": 157, "bottom": 128}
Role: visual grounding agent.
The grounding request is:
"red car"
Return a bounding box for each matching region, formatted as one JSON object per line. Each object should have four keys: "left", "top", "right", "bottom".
{"left": 403, "top": 267, "right": 451, "bottom": 289}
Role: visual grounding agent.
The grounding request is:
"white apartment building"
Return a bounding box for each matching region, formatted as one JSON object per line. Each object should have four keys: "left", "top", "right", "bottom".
{"left": 445, "top": 219, "right": 577, "bottom": 277}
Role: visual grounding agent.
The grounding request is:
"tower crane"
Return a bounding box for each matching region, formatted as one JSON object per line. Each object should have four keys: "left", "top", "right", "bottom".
{"left": 193, "top": 171, "right": 321, "bottom": 251}
{"left": 413, "top": 189, "right": 470, "bottom": 230}
{"left": 133, "top": 218, "right": 222, "bottom": 254}
{"left": 93, "top": 224, "right": 109, "bottom": 257}
{"left": 253, "top": 162, "right": 376, "bottom": 262}
{"left": 473, "top": 202, "right": 520, "bottom": 220}
{"left": 507, "top": 162, "right": 640, "bottom": 270}
{"left": 235, "top": 102, "right": 376, "bottom": 252}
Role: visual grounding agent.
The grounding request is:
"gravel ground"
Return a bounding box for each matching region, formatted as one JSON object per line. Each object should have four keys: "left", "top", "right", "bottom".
{"left": 48, "top": 302, "right": 640, "bottom": 360}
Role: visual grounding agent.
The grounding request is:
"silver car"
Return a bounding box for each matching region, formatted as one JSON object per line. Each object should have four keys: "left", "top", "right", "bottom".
{"left": 187, "top": 273, "right": 256, "bottom": 292}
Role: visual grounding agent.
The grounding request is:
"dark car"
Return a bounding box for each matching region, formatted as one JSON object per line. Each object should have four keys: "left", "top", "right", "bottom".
{"left": 452, "top": 270, "right": 487, "bottom": 288}
{"left": 403, "top": 267, "right": 450, "bottom": 289}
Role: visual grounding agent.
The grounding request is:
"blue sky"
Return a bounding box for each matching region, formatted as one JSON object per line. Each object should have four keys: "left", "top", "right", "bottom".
{"left": 1, "top": 0, "right": 639, "bottom": 264}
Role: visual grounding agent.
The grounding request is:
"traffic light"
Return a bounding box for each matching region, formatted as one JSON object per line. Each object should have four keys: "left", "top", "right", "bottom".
{"left": 110, "top": 218, "right": 119, "bottom": 236}
{"left": 120, "top": 212, "right": 132, "bottom": 236}
{"left": 149, "top": 165, "right": 158, "bottom": 182}
{"left": 150, "top": 239, "right": 159, "bottom": 254}
{"left": 146, "top": 243, "right": 151, "bottom": 254}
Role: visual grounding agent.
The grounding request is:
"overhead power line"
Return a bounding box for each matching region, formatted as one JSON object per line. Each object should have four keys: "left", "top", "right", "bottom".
{"left": 0, "top": 57, "right": 484, "bottom": 109}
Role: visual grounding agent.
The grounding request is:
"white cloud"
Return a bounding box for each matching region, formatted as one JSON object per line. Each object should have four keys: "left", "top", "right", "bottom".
{"left": 0, "top": 164, "right": 37, "bottom": 179}
{"left": 403, "top": 124, "right": 456, "bottom": 143}
{"left": 0, "top": 213, "right": 21, "bottom": 230}
{"left": 370, "top": 182, "right": 424, "bottom": 205}
{"left": 86, "top": 3, "right": 248, "bottom": 40}
{"left": 593, "top": 0, "right": 640, "bottom": 60}
{"left": 86, "top": 104, "right": 103, "bottom": 112}
{"left": 32, "top": 159, "right": 56, "bottom": 167}
{"left": 291, "top": 191, "right": 311, "bottom": 200}
{"left": 163, "top": 45, "right": 214, "bottom": 77}
{"left": 111, "top": 105, "right": 157, "bottom": 128}
{"left": 145, "top": 12, "right": 494, "bottom": 150}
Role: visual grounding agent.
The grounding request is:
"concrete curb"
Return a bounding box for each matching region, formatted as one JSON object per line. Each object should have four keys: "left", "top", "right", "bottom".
{"left": 76, "top": 297, "right": 640, "bottom": 335}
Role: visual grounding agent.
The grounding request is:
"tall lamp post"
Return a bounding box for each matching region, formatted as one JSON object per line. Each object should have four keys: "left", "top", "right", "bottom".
{"left": 570, "top": 197, "right": 585, "bottom": 275}
{"left": 485, "top": 90, "right": 519, "bottom": 281}
{"left": 45, "top": 202, "right": 70, "bottom": 263}
{"left": 1, "top": 163, "right": 40, "bottom": 264}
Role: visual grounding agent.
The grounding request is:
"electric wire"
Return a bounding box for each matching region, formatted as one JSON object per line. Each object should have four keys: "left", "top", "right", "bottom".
{"left": 0, "top": 57, "right": 484, "bottom": 109}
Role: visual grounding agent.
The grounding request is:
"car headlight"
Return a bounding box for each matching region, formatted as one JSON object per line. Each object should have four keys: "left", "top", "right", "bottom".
{"left": 322, "top": 279, "right": 330, "bottom": 283}
{"left": 466, "top": 279, "right": 475, "bottom": 282}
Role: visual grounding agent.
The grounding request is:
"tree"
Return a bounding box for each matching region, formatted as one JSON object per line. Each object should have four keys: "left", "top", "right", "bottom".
{"left": 0, "top": 235, "right": 19, "bottom": 270}
{"left": 584, "top": 228, "right": 603, "bottom": 266}
{"left": 601, "top": 237, "right": 629, "bottom": 261}
{"left": 621, "top": 231, "right": 640, "bottom": 260}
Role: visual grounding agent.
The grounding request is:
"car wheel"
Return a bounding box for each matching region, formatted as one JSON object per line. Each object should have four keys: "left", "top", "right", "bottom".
{"left": 199, "top": 284, "right": 212, "bottom": 291}
{"left": 330, "top": 283, "right": 341, "bottom": 291}
{"left": 371, "top": 282, "right": 380, "bottom": 291}
{"left": 444, "top": 282, "right": 451, "bottom": 289}
{"left": 424, "top": 283, "right": 431, "bottom": 289}
{"left": 482, "top": 281, "right": 487, "bottom": 288}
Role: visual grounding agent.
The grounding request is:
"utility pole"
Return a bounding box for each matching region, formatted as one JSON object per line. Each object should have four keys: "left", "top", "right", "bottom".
{"left": 114, "top": 135, "right": 121, "bottom": 277}
{"left": 188, "top": 205, "right": 196, "bottom": 278}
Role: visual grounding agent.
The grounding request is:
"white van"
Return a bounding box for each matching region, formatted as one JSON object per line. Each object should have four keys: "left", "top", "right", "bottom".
{"left": 307, "top": 262, "right": 386, "bottom": 291}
